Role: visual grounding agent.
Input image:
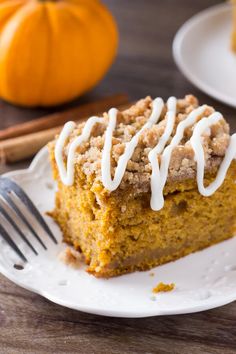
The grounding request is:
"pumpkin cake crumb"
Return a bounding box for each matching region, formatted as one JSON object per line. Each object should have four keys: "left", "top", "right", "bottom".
{"left": 149, "top": 272, "right": 155, "bottom": 277}
{"left": 152, "top": 282, "right": 175, "bottom": 294}
{"left": 59, "top": 247, "right": 83, "bottom": 269}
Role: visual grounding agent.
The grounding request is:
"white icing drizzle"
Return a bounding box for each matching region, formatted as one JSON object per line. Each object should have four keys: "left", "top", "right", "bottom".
{"left": 55, "top": 117, "right": 103, "bottom": 185}
{"left": 101, "top": 98, "right": 164, "bottom": 191}
{"left": 148, "top": 97, "right": 177, "bottom": 210}
{"left": 190, "top": 113, "right": 236, "bottom": 196}
{"left": 149, "top": 104, "right": 207, "bottom": 210}
{"left": 55, "top": 97, "right": 236, "bottom": 211}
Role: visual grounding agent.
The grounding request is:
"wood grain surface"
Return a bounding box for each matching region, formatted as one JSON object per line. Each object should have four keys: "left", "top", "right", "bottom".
{"left": 0, "top": 1, "right": 236, "bottom": 353}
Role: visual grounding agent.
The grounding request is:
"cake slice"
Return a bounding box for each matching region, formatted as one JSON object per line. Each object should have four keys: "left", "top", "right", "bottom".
{"left": 48, "top": 95, "right": 236, "bottom": 277}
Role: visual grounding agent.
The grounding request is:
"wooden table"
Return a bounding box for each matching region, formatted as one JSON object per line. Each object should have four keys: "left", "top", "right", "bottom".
{"left": 1, "top": 1, "right": 236, "bottom": 353}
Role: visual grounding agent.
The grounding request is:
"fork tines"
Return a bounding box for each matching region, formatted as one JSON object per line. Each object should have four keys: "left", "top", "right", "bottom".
{"left": 0, "top": 177, "right": 57, "bottom": 263}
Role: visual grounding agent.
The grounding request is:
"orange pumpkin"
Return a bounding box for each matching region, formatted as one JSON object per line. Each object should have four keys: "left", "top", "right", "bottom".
{"left": 0, "top": 0, "right": 118, "bottom": 107}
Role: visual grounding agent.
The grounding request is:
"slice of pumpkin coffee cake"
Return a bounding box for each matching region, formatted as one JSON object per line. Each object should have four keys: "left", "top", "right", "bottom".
{"left": 48, "top": 95, "right": 236, "bottom": 277}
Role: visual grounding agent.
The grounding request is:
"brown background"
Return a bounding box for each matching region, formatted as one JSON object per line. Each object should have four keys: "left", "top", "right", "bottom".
{"left": 1, "top": 1, "right": 236, "bottom": 353}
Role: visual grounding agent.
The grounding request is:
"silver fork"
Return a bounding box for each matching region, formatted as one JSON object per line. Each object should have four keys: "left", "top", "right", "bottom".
{"left": 0, "top": 176, "right": 57, "bottom": 263}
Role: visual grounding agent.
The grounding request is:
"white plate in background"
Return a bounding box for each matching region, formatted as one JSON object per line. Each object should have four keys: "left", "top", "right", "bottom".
{"left": 0, "top": 147, "right": 236, "bottom": 318}
{"left": 173, "top": 3, "right": 236, "bottom": 108}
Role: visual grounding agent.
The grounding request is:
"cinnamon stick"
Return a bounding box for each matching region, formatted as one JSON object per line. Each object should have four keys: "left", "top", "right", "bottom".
{"left": 0, "top": 93, "right": 129, "bottom": 141}
{"left": 0, "top": 127, "right": 61, "bottom": 164}
{"left": 0, "top": 101, "right": 132, "bottom": 163}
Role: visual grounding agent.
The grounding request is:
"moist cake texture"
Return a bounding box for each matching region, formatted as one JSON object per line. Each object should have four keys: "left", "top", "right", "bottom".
{"left": 48, "top": 95, "right": 236, "bottom": 277}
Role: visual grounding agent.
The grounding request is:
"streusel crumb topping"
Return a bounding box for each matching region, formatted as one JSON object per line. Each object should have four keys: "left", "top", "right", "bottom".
{"left": 55, "top": 95, "right": 230, "bottom": 192}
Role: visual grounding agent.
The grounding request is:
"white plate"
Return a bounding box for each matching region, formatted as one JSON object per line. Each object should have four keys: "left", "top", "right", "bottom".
{"left": 173, "top": 3, "right": 236, "bottom": 108}
{"left": 0, "top": 147, "right": 236, "bottom": 318}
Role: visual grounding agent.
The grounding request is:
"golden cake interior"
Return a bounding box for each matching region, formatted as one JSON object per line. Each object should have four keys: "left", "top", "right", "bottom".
{"left": 48, "top": 95, "right": 236, "bottom": 278}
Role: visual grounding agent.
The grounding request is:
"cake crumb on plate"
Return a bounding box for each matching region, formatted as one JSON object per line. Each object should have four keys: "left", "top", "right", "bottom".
{"left": 152, "top": 282, "right": 175, "bottom": 293}
{"left": 59, "top": 247, "right": 83, "bottom": 268}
